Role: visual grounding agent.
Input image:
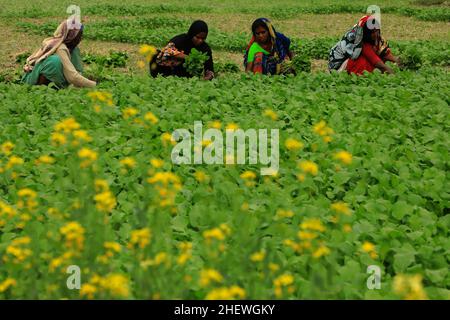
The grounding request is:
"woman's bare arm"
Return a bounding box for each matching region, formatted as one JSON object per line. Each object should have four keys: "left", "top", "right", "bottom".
{"left": 375, "top": 61, "right": 394, "bottom": 74}
{"left": 245, "top": 62, "right": 254, "bottom": 73}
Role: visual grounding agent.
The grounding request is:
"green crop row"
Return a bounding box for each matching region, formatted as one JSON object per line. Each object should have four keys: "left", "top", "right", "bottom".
{"left": 2, "top": 3, "right": 449, "bottom": 22}
{"left": 82, "top": 51, "right": 129, "bottom": 68}
{"left": 0, "top": 69, "right": 448, "bottom": 299}
{"left": 16, "top": 20, "right": 450, "bottom": 67}
{"left": 265, "top": 4, "right": 450, "bottom": 22}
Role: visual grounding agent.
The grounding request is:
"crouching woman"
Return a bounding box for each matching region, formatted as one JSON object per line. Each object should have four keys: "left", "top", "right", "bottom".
{"left": 22, "top": 19, "right": 96, "bottom": 89}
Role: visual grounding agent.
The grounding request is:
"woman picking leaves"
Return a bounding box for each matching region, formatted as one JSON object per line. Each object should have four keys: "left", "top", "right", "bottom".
{"left": 22, "top": 18, "right": 96, "bottom": 88}
{"left": 244, "top": 18, "right": 294, "bottom": 75}
{"left": 150, "top": 20, "right": 214, "bottom": 80}
{"left": 328, "top": 15, "right": 401, "bottom": 75}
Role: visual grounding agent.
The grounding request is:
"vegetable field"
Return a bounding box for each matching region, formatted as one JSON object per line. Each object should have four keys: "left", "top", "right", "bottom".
{"left": 0, "top": 0, "right": 449, "bottom": 300}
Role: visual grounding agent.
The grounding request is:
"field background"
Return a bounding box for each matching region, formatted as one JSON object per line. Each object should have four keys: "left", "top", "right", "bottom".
{"left": 0, "top": 0, "right": 449, "bottom": 76}
{"left": 0, "top": 0, "right": 449, "bottom": 300}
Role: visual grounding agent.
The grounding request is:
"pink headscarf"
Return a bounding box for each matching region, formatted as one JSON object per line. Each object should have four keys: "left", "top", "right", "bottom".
{"left": 24, "top": 18, "right": 83, "bottom": 73}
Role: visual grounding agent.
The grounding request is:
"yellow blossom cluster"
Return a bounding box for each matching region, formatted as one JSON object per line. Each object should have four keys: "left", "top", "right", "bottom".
{"left": 199, "top": 268, "right": 223, "bottom": 287}
{"left": 300, "top": 218, "right": 326, "bottom": 232}
{"left": 263, "top": 109, "right": 278, "bottom": 121}
{"left": 208, "top": 120, "right": 222, "bottom": 129}
{"left": 119, "top": 157, "right": 136, "bottom": 174}
{"left": 87, "top": 91, "right": 114, "bottom": 112}
{"left": 138, "top": 44, "right": 158, "bottom": 70}
{"left": 97, "top": 241, "right": 121, "bottom": 264}
{"left": 205, "top": 285, "right": 246, "bottom": 300}
{"left": 194, "top": 170, "right": 209, "bottom": 183}
{"left": 161, "top": 132, "right": 176, "bottom": 147}
{"left": 273, "top": 273, "right": 295, "bottom": 298}
{"left": 60, "top": 221, "right": 85, "bottom": 252}
{"left": 122, "top": 107, "right": 139, "bottom": 120}
{"left": 250, "top": 250, "right": 266, "bottom": 262}
{"left": 1, "top": 141, "right": 14, "bottom": 156}
{"left": 52, "top": 118, "right": 92, "bottom": 147}
{"left": 0, "top": 200, "right": 17, "bottom": 229}
{"left": 94, "top": 179, "right": 117, "bottom": 214}
{"left": 313, "top": 120, "right": 334, "bottom": 143}
{"left": 127, "top": 110, "right": 159, "bottom": 128}
{"left": 361, "top": 241, "right": 378, "bottom": 259}
{"left": 49, "top": 251, "right": 73, "bottom": 273}
{"left": 275, "top": 209, "right": 294, "bottom": 220}
{"left": 203, "top": 223, "right": 231, "bottom": 244}
{"left": 297, "top": 160, "right": 319, "bottom": 182}
{"left": 3, "top": 237, "right": 32, "bottom": 264}
{"left": 127, "top": 228, "right": 151, "bottom": 250}
{"left": 144, "top": 111, "right": 159, "bottom": 125}
{"left": 330, "top": 201, "right": 352, "bottom": 224}
{"left": 333, "top": 150, "right": 353, "bottom": 165}
{"left": 80, "top": 273, "right": 130, "bottom": 299}
{"left": 285, "top": 138, "right": 304, "bottom": 151}
{"left": 0, "top": 278, "right": 17, "bottom": 293}
{"left": 35, "top": 155, "right": 55, "bottom": 165}
{"left": 150, "top": 158, "right": 164, "bottom": 169}
{"left": 78, "top": 147, "right": 98, "bottom": 168}
{"left": 177, "top": 242, "right": 193, "bottom": 265}
{"left": 141, "top": 252, "right": 169, "bottom": 269}
{"left": 393, "top": 274, "right": 428, "bottom": 300}
{"left": 0, "top": 141, "right": 24, "bottom": 176}
{"left": 240, "top": 170, "right": 257, "bottom": 186}
{"left": 147, "top": 171, "right": 182, "bottom": 209}
{"left": 17, "top": 188, "right": 38, "bottom": 212}
{"left": 225, "top": 122, "right": 239, "bottom": 131}
{"left": 283, "top": 218, "right": 330, "bottom": 258}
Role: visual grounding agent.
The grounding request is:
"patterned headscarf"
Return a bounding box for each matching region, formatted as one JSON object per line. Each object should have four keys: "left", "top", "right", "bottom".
{"left": 24, "top": 18, "right": 84, "bottom": 73}
{"left": 328, "top": 15, "right": 386, "bottom": 70}
{"left": 244, "top": 17, "right": 291, "bottom": 74}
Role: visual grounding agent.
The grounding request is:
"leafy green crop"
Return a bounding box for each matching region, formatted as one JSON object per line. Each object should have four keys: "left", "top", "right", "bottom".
{"left": 3, "top": 3, "right": 449, "bottom": 22}
{"left": 0, "top": 68, "right": 448, "bottom": 299}
{"left": 16, "top": 20, "right": 450, "bottom": 68}
{"left": 183, "top": 48, "right": 209, "bottom": 77}
{"left": 83, "top": 51, "right": 129, "bottom": 68}
{"left": 291, "top": 53, "right": 312, "bottom": 73}
{"left": 215, "top": 62, "right": 241, "bottom": 74}
{"left": 1, "top": 0, "right": 449, "bottom": 301}
{"left": 399, "top": 47, "right": 423, "bottom": 70}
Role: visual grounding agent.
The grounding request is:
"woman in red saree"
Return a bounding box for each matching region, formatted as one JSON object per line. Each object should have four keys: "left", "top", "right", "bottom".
{"left": 329, "top": 15, "right": 401, "bottom": 75}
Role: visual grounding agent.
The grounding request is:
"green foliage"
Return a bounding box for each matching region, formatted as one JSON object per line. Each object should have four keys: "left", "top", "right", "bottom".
{"left": 183, "top": 48, "right": 209, "bottom": 77}
{"left": 399, "top": 47, "right": 423, "bottom": 70}
{"left": 15, "top": 52, "right": 31, "bottom": 65}
{"left": 16, "top": 21, "right": 450, "bottom": 68}
{"left": 1, "top": 0, "right": 449, "bottom": 300}
{"left": 411, "top": 0, "right": 445, "bottom": 5}
{"left": 0, "top": 69, "right": 449, "bottom": 299}
{"left": 84, "top": 3, "right": 213, "bottom": 16}
{"left": 291, "top": 53, "right": 312, "bottom": 73}
{"left": 215, "top": 62, "right": 241, "bottom": 74}
{"left": 3, "top": 3, "right": 449, "bottom": 22}
{"left": 82, "top": 51, "right": 129, "bottom": 68}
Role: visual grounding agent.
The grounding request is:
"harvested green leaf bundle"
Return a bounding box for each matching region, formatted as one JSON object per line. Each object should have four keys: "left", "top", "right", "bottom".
{"left": 183, "top": 48, "right": 208, "bottom": 77}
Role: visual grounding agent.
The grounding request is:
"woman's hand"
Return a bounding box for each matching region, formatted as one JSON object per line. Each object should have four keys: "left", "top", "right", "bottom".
{"left": 245, "top": 62, "right": 253, "bottom": 73}
{"left": 287, "top": 50, "right": 294, "bottom": 60}
{"left": 375, "top": 61, "right": 394, "bottom": 75}
{"left": 203, "top": 70, "right": 214, "bottom": 80}
{"left": 175, "top": 52, "right": 187, "bottom": 60}
{"left": 394, "top": 56, "right": 403, "bottom": 68}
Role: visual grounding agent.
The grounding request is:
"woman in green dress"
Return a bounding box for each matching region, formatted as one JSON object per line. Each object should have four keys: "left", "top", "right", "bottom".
{"left": 22, "top": 18, "right": 96, "bottom": 89}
